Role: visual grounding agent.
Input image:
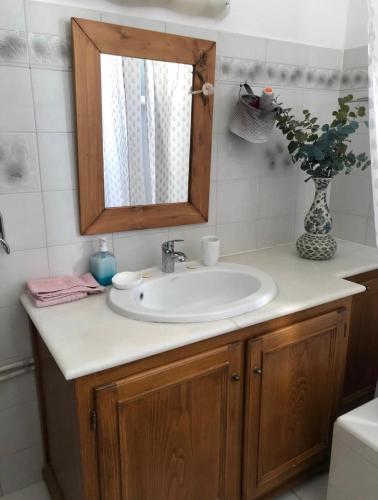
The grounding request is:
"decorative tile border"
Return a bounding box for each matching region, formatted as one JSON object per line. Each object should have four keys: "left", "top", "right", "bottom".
{"left": 28, "top": 33, "right": 71, "bottom": 68}
{"left": 340, "top": 67, "right": 369, "bottom": 90}
{"left": 0, "top": 31, "right": 27, "bottom": 65}
{"left": 217, "top": 55, "right": 368, "bottom": 92}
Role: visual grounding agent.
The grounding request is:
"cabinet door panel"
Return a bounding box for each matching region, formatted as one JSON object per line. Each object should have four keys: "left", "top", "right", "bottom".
{"left": 95, "top": 343, "right": 243, "bottom": 500}
{"left": 259, "top": 331, "right": 332, "bottom": 478}
{"left": 343, "top": 277, "right": 378, "bottom": 409}
{"left": 243, "top": 310, "right": 347, "bottom": 499}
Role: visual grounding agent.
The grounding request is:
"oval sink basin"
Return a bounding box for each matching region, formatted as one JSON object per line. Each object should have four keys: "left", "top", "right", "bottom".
{"left": 108, "top": 262, "right": 277, "bottom": 323}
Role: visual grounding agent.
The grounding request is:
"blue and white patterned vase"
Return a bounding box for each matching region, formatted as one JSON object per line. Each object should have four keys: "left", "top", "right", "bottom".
{"left": 296, "top": 177, "right": 337, "bottom": 260}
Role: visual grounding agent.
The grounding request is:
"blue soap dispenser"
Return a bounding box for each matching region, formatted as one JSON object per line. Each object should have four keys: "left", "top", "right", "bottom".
{"left": 90, "top": 237, "right": 117, "bottom": 286}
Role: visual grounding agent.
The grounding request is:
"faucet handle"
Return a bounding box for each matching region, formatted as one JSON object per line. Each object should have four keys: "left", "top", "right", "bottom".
{"left": 162, "top": 239, "right": 184, "bottom": 253}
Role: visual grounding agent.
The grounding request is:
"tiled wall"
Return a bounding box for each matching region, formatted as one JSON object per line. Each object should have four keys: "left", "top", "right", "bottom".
{"left": 0, "top": 0, "right": 345, "bottom": 494}
{"left": 330, "top": 45, "right": 375, "bottom": 246}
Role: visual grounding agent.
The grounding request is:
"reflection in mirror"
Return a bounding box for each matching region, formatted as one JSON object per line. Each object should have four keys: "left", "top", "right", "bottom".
{"left": 100, "top": 54, "right": 193, "bottom": 208}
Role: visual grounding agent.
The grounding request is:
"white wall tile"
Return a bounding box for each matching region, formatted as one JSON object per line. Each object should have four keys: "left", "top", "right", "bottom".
{"left": 302, "top": 89, "right": 340, "bottom": 125}
{"left": 331, "top": 174, "right": 372, "bottom": 217}
{"left": 38, "top": 132, "right": 77, "bottom": 190}
{"left": 0, "top": 400, "right": 41, "bottom": 456}
{"left": 256, "top": 215, "right": 295, "bottom": 249}
{"left": 0, "top": 193, "right": 46, "bottom": 251}
{"left": 43, "top": 190, "right": 87, "bottom": 246}
{"left": 217, "top": 221, "right": 257, "bottom": 255}
{"left": 114, "top": 230, "right": 169, "bottom": 271}
{"left": 213, "top": 82, "right": 238, "bottom": 134}
{"left": 48, "top": 239, "right": 113, "bottom": 277}
{"left": 210, "top": 134, "right": 218, "bottom": 181}
{"left": 25, "top": 1, "right": 100, "bottom": 37}
{"left": 273, "top": 87, "right": 304, "bottom": 119}
{"left": 0, "top": 372, "right": 37, "bottom": 412}
{"left": 0, "top": 0, "right": 25, "bottom": 31}
{"left": 217, "top": 132, "right": 266, "bottom": 180}
{"left": 0, "top": 67, "right": 35, "bottom": 132}
{"left": 266, "top": 40, "right": 307, "bottom": 66}
{"left": 218, "top": 32, "right": 266, "bottom": 60}
{"left": 307, "top": 46, "right": 343, "bottom": 70}
{"left": 343, "top": 46, "right": 368, "bottom": 70}
{"left": 31, "top": 69, "right": 74, "bottom": 132}
{"left": 332, "top": 211, "right": 368, "bottom": 244}
{"left": 364, "top": 216, "right": 376, "bottom": 247}
{"left": 101, "top": 12, "right": 165, "bottom": 31}
{"left": 165, "top": 23, "right": 218, "bottom": 42}
{"left": 258, "top": 176, "right": 298, "bottom": 218}
{"left": 217, "top": 178, "right": 259, "bottom": 223}
{"left": 0, "top": 248, "right": 49, "bottom": 307}
{"left": 0, "top": 306, "right": 31, "bottom": 363}
{"left": 0, "top": 133, "right": 40, "bottom": 194}
{"left": 0, "top": 444, "right": 43, "bottom": 495}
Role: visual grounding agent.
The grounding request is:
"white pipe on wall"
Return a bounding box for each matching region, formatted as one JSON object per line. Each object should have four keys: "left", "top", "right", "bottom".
{"left": 0, "top": 358, "right": 35, "bottom": 383}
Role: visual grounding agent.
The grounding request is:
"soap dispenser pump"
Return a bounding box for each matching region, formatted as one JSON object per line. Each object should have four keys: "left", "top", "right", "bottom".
{"left": 90, "top": 238, "right": 117, "bottom": 286}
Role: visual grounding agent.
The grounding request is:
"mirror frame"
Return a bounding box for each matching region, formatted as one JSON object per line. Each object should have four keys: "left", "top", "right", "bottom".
{"left": 72, "top": 18, "right": 216, "bottom": 235}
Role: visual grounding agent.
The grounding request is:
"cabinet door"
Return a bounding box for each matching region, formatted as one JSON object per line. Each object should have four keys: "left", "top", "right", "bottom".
{"left": 343, "top": 277, "right": 378, "bottom": 410}
{"left": 95, "top": 343, "right": 243, "bottom": 500}
{"left": 243, "top": 310, "right": 347, "bottom": 500}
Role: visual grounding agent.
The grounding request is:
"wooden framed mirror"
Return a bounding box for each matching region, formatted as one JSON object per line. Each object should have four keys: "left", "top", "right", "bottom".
{"left": 71, "top": 18, "right": 216, "bottom": 235}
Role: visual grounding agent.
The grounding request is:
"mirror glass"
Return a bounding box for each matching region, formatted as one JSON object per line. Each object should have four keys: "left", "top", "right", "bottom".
{"left": 100, "top": 54, "right": 194, "bottom": 208}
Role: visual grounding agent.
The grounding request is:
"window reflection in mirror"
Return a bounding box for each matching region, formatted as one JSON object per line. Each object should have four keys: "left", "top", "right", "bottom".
{"left": 100, "top": 54, "right": 193, "bottom": 208}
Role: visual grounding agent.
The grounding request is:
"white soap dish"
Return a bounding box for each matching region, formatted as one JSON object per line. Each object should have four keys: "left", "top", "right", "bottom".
{"left": 112, "top": 272, "right": 143, "bottom": 290}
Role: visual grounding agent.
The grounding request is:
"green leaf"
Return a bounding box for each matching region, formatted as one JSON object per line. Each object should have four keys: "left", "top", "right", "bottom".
{"left": 288, "top": 141, "right": 298, "bottom": 154}
{"left": 357, "top": 106, "right": 366, "bottom": 117}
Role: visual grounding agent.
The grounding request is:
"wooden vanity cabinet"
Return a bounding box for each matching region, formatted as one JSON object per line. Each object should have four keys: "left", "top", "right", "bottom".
{"left": 32, "top": 298, "right": 352, "bottom": 500}
{"left": 343, "top": 270, "right": 378, "bottom": 411}
{"left": 242, "top": 310, "right": 348, "bottom": 499}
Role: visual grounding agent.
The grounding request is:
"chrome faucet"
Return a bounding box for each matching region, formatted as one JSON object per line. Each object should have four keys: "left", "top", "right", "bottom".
{"left": 162, "top": 240, "right": 187, "bottom": 273}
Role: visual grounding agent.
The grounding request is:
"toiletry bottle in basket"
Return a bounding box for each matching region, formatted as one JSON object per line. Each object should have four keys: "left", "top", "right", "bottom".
{"left": 260, "top": 87, "right": 274, "bottom": 111}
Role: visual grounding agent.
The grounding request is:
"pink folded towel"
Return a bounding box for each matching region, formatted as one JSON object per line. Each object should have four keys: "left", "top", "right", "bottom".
{"left": 28, "top": 290, "right": 88, "bottom": 308}
{"left": 26, "top": 273, "right": 105, "bottom": 308}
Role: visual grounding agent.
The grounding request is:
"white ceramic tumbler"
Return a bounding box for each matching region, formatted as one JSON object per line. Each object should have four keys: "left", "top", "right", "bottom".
{"left": 202, "top": 235, "right": 220, "bottom": 266}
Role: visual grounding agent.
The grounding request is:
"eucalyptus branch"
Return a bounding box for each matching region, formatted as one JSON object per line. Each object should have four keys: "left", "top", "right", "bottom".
{"left": 275, "top": 94, "right": 371, "bottom": 179}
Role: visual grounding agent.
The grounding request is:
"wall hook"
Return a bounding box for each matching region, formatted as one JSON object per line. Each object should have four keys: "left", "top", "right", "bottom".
{"left": 191, "top": 82, "right": 215, "bottom": 96}
{"left": 0, "top": 212, "right": 11, "bottom": 254}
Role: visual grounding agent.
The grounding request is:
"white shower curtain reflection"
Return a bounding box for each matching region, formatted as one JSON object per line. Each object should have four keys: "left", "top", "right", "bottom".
{"left": 101, "top": 55, "right": 130, "bottom": 208}
{"left": 368, "top": 0, "right": 378, "bottom": 246}
{"left": 101, "top": 54, "right": 193, "bottom": 208}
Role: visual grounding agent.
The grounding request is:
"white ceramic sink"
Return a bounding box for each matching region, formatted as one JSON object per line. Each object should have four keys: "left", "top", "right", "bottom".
{"left": 108, "top": 262, "right": 277, "bottom": 323}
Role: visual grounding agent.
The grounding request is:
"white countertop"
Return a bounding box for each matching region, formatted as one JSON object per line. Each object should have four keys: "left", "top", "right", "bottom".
{"left": 21, "top": 240, "right": 378, "bottom": 380}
